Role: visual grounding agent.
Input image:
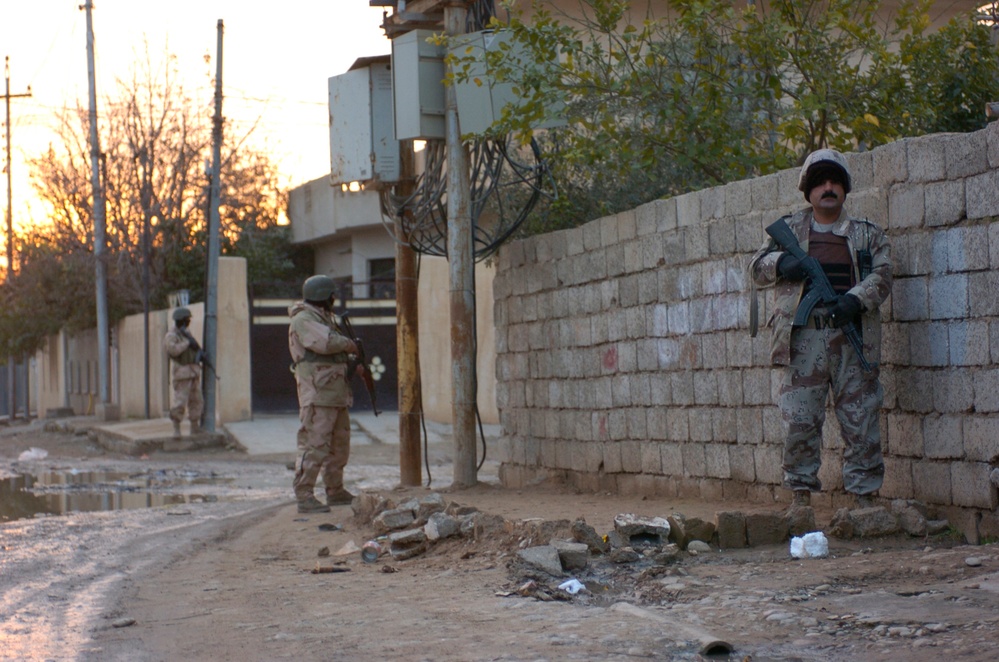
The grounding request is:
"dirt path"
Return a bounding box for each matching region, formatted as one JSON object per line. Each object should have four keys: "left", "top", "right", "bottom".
{"left": 2, "top": 426, "right": 999, "bottom": 661}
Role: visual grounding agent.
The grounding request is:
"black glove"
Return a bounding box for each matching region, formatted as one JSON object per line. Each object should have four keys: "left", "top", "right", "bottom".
{"left": 183, "top": 330, "right": 201, "bottom": 352}
{"left": 776, "top": 253, "right": 808, "bottom": 281}
{"left": 827, "top": 294, "right": 863, "bottom": 328}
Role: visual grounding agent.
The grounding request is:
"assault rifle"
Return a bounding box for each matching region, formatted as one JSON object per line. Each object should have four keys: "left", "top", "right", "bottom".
{"left": 765, "top": 219, "right": 876, "bottom": 373}
{"left": 182, "top": 329, "right": 220, "bottom": 381}
{"left": 339, "top": 311, "right": 381, "bottom": 416}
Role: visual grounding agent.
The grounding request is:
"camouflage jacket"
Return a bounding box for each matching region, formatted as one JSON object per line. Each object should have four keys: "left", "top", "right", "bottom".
{"left": 748, "top": 207, "right": 892, "bottom": 366}
{"left": 288, "top": 301, "right": 355, "bottom": 408}
{"left": 164, "top": 327, "right": 202, "bottom": 381}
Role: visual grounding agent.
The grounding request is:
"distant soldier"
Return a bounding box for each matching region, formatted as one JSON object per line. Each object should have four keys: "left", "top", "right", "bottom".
{"left": 749, "top": 149, "right": 892, "bottom": 509}
{"left": 288, "top": 275, "right": 359, "bottom": 514}
{"left": 164, "top": 307, "right": 204, "bottom": 438}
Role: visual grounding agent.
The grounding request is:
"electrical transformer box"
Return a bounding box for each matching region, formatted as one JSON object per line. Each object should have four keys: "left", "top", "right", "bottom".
{"left": 329, "top": 60, "right": 399, "bottom": 185}
{"left": 450, "top": 30, "right": 566, "bottom": 136}
{"left": 391, "top": 29, "right": 447, "bottom": 140}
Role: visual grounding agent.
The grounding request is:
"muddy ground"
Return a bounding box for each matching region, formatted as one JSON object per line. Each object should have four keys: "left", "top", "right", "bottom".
{"left": 1, "top": 421, "right": 998, "bottom": 661}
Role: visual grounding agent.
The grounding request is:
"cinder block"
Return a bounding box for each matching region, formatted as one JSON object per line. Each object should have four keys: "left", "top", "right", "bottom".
{"left": 676, "top": 190, "right": 700, "bottom": 227}
{"left": 701, "top": 187, "right": 725, "bottom": 220}
{"left": 725, "top": 179, "right": 753, "bottom": 216}
{"left": 912, "top": 460, "right": 952, "bottom": 505}
{"left": 655, "top": 198, "right": 677, "bottom": 234}
{"left": 602, "top": 441, "right": 623, "bottom": 474}
{"left": 753, "top": 445, "right": 782, "bottom": 485}
{"left": 660, "top": 442, "right": 684, "bottom": 476}
{"left": 892, "top": 277, "right": 928, "bottom": 321}
{"left": 929, "top": 274, "right": 968, "bottom": 319}
{"left": 689, "top": 408, "right": 712, "bottom": 442}
{"left": 745, "top": 511, "right": 788, "bottom": 546}
{"left": 968, "top": 168, "right": 999, "bottom": 219}
{"left": 736, "top": 408, "right": 763, "bottom": 446}
{"left": 945, "top": 130, "right": 989, "bottom": 178}
{"left": 886, "top": 413, "right": 924, "bottom": 458}
{"left": 950, "top": 320, "right": 990, "bottom": 367}
{"left": 619, "top": 440, "right": 642, "bottom": 473}
{"left": 640, "top": 441, "right": 662, "bottom": 474}
{"left": 963, "top": 416, "right": 999, "bottom": 462}
{"left": 908, "top": 135, "right": 947, "bottom": 183}
{"left": 712, "top": 408, "right": 738, "bottom": 443}
{"left": 933, "top": 370, "right": 974, "bottom": 413}
{"left": 969, "top": 271, "right": 999, "bottom": 317}
{"left": 951, "top": 461, "right": 997, "bottom": 509}
{"left": 872, "top": 137, "right": 909, "bottom": 186}
{"left": 682, "top": 443, "right": 706, "bottom": 477}
{"left": 880, "top": 456, "right": 914, "bottom": 500}
{"left": 704, "top": 444, "right": 731, "bottom": 479}
{"left": 925, "top": 180, "right": 965, "bottom": 227}
{"left": 923, "top": 414, "right": 964, "bottom": 459}
{"left": 888, "top": 183, "right": 925, "bottom": 230}
{"left": 751, "top": 172, "right": 779, "bottom": 210}
{"left": 715, "top": 511, "right": 749, "bottom": 549}
{"left": 729, "top": 445, "right": 756, "bottom": 482}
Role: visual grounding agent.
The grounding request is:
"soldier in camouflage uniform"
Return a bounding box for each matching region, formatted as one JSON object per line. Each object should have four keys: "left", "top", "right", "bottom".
{"left": 749, "top": 149, "right": 892, "bottom": 509}
{"left": 288, "top": 275, "right": 359, "bottom": 514}
{"left": 163, "top": 307, "right": 204, "bottom": 438}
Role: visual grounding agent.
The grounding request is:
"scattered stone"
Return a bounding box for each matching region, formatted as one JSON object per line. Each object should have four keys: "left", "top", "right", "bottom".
{"left": 352, "top": 492, "right": 393, "bottom": 523}
{"left": 926, "top": 519, "right": 950, "bottom": 536}
{"left": 571, "top": 518, "right": 608, "bottom": 554}
{"left": 551, "top": 539, "right": 589, "bottom": 571}
{"left": 609, "top": 547, "right": 642, "bottom": 564}
{"left": 606, "top": 530, "right": 628, "bottom": 549}
{"left": 389, "top": 542, "right": 428, "bottom": 561}
{"left": 814, "top": 584, "right": 832, "bottom": 592}
{"left": 851, "top": 507, "right": 901, "bottom": 538}
{"left": 925, "top": 623, "right": 948, "bottom": 632}
{"left": 653, "top": 544, "right": 681, "bottom": 565}
{"left": 687, "top": 540, "right": 712, "bottom": 553}
{"left": 373, "top": 507, "right": 416, "bottom": 533}
{"left": 317, "top": 523, "right": 341, "bottom": 532}
{"left": 416, "top": 493, "right": 448, "bottom": 521}
{"left": 424, "top": 512, "right": 460, "bottom": 541}
{"left": 317, "top": 546, "right": 330, "bottom": 557}
{"left": 111, "top": 618, "right": 136, "bottom": 628}
{"left": 388, "top": 528, "right": 427, "bottom": 547}
{"left": 828, "top": 508, "right": 855, "bottom": 539}
{"left": 517, "top": 545, "right": 565, "bottom": 577}
{"left": 898, "top": 507, "right": 928, "bottom": 537}
{"left": 667, "top": 513, "right": 715, "bottom": 548}
{"left": 965, "top": 557, "right": 983, "bottom": 568}
{"left": 715, "top": 511, "right": 747, "bottom": 549}
{"left": 447, "top": 504, "right": 481, "bottom": 517}
{"left": 459, "top": 512, "right": 505, "bottom": 539}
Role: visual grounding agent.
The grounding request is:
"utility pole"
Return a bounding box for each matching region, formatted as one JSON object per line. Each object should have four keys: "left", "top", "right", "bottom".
{"left": 202, "top": 19, "right": 224, "bottom": 433}
{"left": 83, "top": 0, "right": 112, "bottom": 419}
{"left": 444, "top": 2, "right": 478, "bottom": 488}
{"left": 3, "top": 56, "right": 31, "bottom": 421}
{"left": 396, "top": 140, "right": 421, "bottom": 486}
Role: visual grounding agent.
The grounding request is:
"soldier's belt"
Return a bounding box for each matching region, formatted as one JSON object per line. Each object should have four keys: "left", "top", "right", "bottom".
{"left": 300, "top": 350, "right": 349, "bottom": 364}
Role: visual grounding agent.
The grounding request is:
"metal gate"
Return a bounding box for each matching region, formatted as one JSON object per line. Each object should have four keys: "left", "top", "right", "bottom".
{"left": 250, "top": 291, "right": 398, "bottom": 415}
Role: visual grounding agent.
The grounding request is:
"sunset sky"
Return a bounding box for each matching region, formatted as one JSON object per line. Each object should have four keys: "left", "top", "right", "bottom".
{"left": 0, "top": 1, "right": 391, "bottom": 245}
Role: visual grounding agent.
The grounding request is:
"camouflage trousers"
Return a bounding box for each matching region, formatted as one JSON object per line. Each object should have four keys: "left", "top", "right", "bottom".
{"left": 779, "top": 327, "right": 884, "bottom": 495}
{"left": 293, "top": 404, "right": 351, "bottom": 501}
{"left": 169, "top": 377, "right": 203, "bottom": 424}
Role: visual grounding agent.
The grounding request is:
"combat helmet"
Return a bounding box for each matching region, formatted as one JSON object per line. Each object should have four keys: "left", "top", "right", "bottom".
{"left": 172, "top": 307, "right": 192, "bottom": 322}
{"left": 798, "top": 148, "right": 852, "bottom": 201}
{"left": 302, "top": 274, "right": 336, "bottom": 303}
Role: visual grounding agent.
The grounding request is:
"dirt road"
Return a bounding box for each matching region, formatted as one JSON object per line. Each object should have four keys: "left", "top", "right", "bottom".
{"left": 2, "top": 423, "right": 998, "bottom": 661}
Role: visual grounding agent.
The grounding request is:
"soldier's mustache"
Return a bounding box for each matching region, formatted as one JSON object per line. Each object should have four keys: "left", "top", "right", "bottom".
{"left": 821, "top": 191, "right": 838, "bottom": 199}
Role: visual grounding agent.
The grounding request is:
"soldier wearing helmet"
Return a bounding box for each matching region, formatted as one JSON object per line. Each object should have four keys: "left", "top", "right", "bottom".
{"left": 163, "top": 307, "right": 204, "bottom": 438}
{"left": 287, "top": 274, "right": 360, "bottom": 514}
{"left": 748, "top": 149, "right": 893, "bottom": 511}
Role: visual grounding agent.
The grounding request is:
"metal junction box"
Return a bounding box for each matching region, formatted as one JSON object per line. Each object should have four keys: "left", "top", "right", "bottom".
{"left": 391, "top": 29, "right": 447, "bottom": 140}
{"left": 449, "top": 29, "right": 566, "bottom": 136}
{"left": 329, "top": 60, "right": 399, "bottom": 185}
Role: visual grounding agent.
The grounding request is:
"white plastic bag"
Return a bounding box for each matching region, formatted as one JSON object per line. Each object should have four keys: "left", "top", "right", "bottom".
{"left": 558, "top": 579, "right": 585, "bottom": 595}
{"left": 789, "top": 531, "right": 829, "bottom": 559}
{"left": 17, "top": 447, "right": 48, "bottom": 461}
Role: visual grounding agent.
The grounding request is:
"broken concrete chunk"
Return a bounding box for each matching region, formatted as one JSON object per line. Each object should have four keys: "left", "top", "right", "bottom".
{"left": 571, "top": 518, "right": 608, "bottom": 554}
{"left": 550, "top": 539, "right": 589, "bottom": 571}
{"left": 352, "top": 492, "right": 393, "bottom": 524}
{"left": 425, "top": 511, "right": 460, "bottom": 541}
{"left": 417, "top": 493, "right": 448, "bottom": 520}
{"left": 850, "top": 507, "right": 900, "bottom": 538}
{"left": 784, "top": 505, "right": 816, "bottom": 538}
{"left": 373, "top": 507, "right": 417, "bottom": 533}
{"left": 609, "top": 546, "right": 642, "bottom": 564}
{"left": 715, "top": 511, "right": 748, "bottom": 549}
{"left": 614, "top": 514, "right": 671, "bottom": 546}
{"left": 388, "top": 528, "right": 427, "bottom": 546}
{"left": 517, "top": 545, "right": 565, "bottom": 577}
{"left": 746, "top": 512, "right": 789, "bottom": 546}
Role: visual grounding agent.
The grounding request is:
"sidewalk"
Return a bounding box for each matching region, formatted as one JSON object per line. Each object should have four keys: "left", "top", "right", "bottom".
{"left": 25, "top": 410, "right": 502, "bottom": 458}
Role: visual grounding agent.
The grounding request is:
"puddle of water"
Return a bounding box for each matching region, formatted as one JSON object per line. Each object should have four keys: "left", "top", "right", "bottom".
{"left": 0, "top": 469, "right": 231, "bottom": 522}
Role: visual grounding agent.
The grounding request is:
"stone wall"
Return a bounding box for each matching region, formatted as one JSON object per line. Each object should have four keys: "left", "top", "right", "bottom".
{"left": 493, "top": 121, "right": 999, "bottom": 541}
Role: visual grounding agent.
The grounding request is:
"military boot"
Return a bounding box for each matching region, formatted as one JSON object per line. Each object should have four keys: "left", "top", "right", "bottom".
{"left": 190, "top": 419, "right": 202, "bottom": 436}
{"left": 326, "top": 489, "right": 356, "bottom": 506}
{"left": 172, "top": 420, "right": 182, "bottom": 439}
{"left": 297, "top": 496, "right": 331, "bottom": 514}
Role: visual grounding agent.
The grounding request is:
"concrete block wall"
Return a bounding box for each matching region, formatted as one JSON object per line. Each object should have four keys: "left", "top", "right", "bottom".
{"left": 493, "top": 122, "right": 999, "bottom": 539}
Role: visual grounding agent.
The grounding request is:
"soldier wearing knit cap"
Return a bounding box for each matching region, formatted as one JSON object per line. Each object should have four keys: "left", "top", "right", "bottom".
{"left": 749, "top": 149, "right": 893, "bottom": 510}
